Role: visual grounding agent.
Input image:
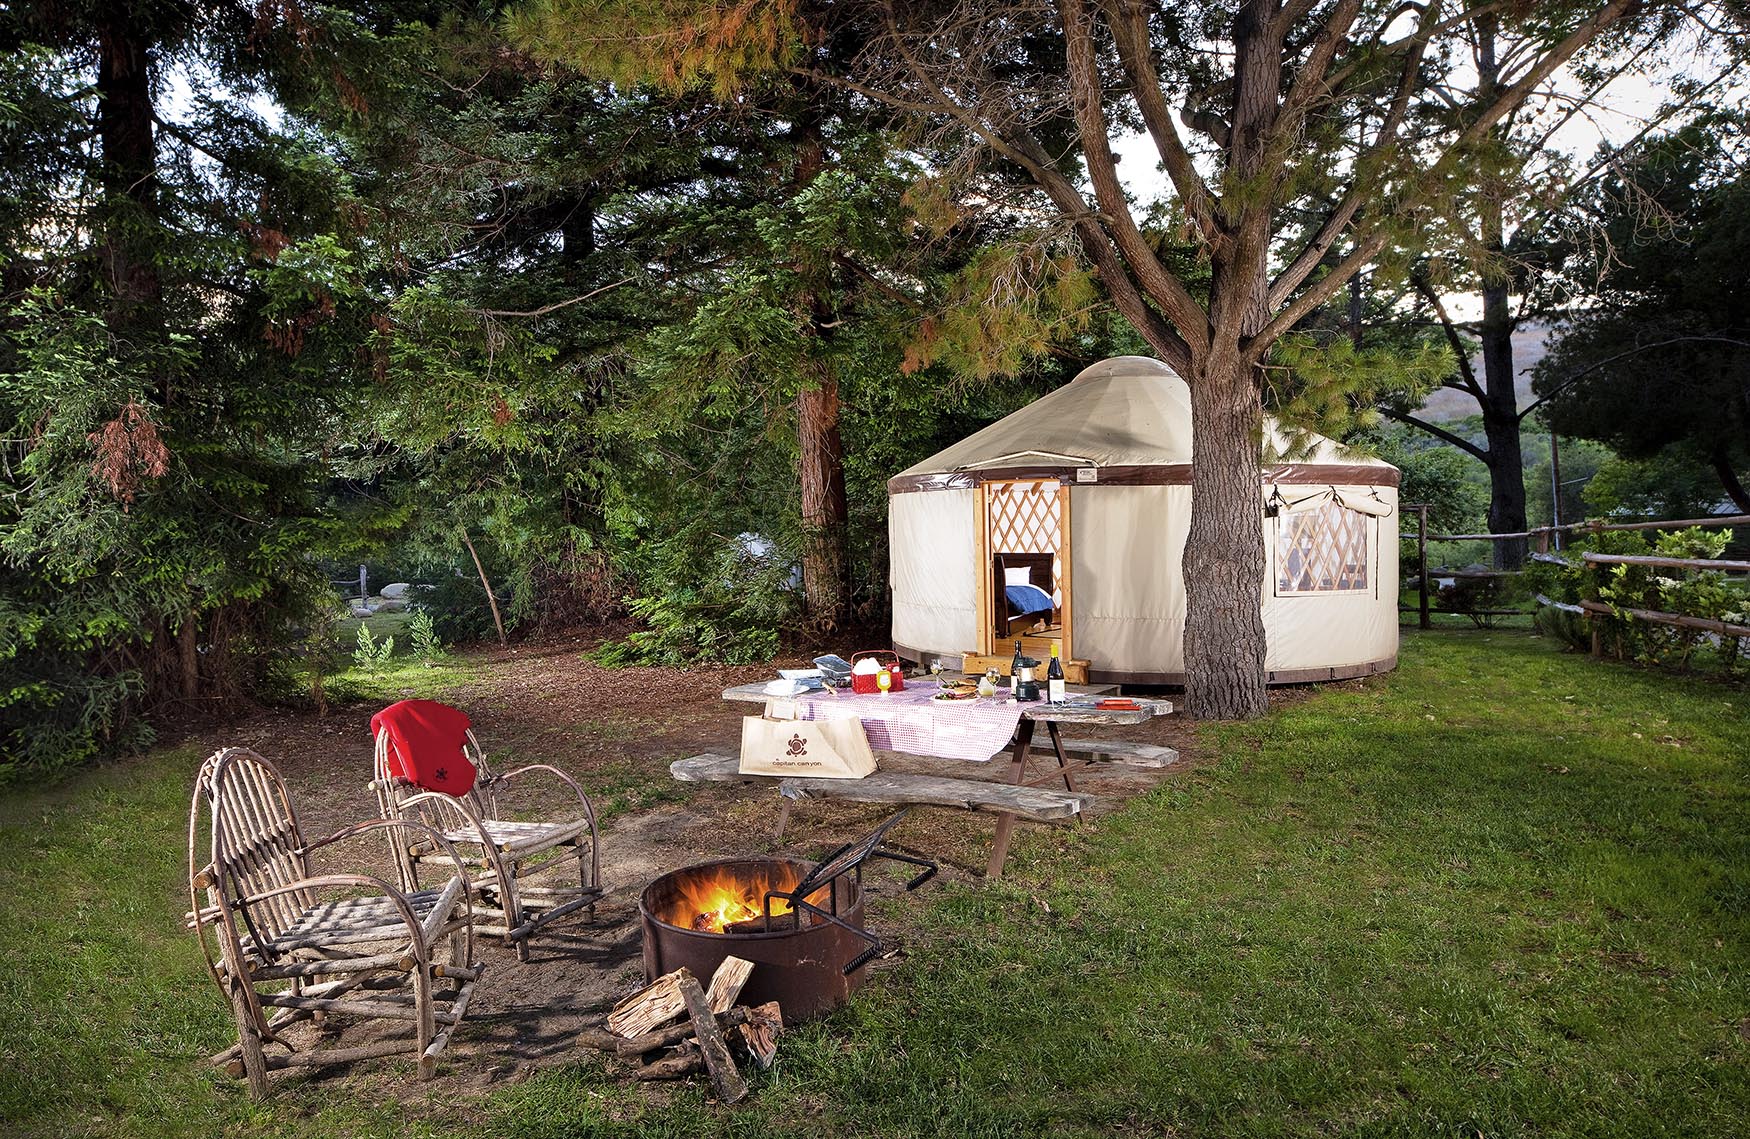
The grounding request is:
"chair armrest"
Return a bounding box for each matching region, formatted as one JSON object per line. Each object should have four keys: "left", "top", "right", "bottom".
{"left": 301, "top": 817, "right": 475, "bottom": 889}
{"left": 494, "top": 763, "right": 597, "bottom": 819}
{"left": 238, "top": 872, "right": 433, "bottom": 952}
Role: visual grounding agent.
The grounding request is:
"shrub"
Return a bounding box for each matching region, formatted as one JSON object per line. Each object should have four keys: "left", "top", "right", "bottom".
{"left": 1527, "top": 526, "right": 1747, "bottom": 671}
{"left": 353, "top": 623, "right": 395, "bottom": 679}
{"left": 592, "top": 538, "right": 799, "bottom": 667}
{"left": 417, "top": 576, "right": 504, "bottom": 645}
{"left": 407, "top": 610, "right": 445, "bottom": 666}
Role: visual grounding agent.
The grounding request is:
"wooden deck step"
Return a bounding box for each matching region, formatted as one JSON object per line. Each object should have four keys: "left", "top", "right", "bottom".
{"left": 1055, "top": 738, "right": 1181, "bottom": 769}
{"left": 671, "top": 754, "right": 1090, "bottom": 822}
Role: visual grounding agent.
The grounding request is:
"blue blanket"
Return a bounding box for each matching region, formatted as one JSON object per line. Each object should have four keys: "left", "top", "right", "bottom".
{"left": 1004, "top": 583, "right": 1054, "bottom": 616}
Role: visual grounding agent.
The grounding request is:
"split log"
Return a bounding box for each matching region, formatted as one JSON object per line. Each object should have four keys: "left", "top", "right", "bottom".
{"left": 635, "top": 1040, "right": 703, "bottom": 1081}
{"left": 677, "top": 972, "right": 747, "bottom": 1104}
{"left": 734, "top": 1001, "right": 783, "bottom": 1070}
{"left": 705, "top": 955, "right": 754, "bottom": 1015}
{"left": 607, "top": 969, "right": 689, "bottom": 1038}
{"left": 612, "top": 1006, "right": 756, "bottom": 1057}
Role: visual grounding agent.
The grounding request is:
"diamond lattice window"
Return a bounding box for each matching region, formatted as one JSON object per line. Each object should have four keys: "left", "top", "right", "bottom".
{"left": 985, "top": 480, "right": 1064, "bottom": 606}
{"left": 1277, "top": 502, "right": 1370, "bottom": 594}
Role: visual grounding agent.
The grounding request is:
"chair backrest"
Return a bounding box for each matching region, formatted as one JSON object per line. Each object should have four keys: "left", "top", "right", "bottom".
{"left": 195, "top": 748, "right": 314, "bottom": 958}
{"left": 373, "top": 726, "right": 495, "bottom": 810}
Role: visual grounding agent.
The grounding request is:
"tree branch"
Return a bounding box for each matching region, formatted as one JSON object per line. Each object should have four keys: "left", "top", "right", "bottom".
{"left": 1250, "top": 0, "right": 1639, "bottom": 358}
{"left": 1058, "top": 0, "right": 1211, "bottom": 352}
{"left": 471, "top": 277, "right": 633, "bottom": 318}
{"left": 1410, "top": 272, "right": 1483, "bottom": 398}
{"left": 1101, "top": 0, "right": 1223, "bottom": 248}
{"left": 1379, "top": 406, "right": 1489, "bottom": 461}
{"left": 1519, "top": 335, "right": 1750, "bottom": 421}
{"left": 1268, "top": 0, "right": 1441, "bottom": 308}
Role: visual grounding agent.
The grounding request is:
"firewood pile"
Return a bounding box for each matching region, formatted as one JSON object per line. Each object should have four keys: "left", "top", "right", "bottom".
{"left": 577, "top": 956, "right": 781, "bottom": 1104}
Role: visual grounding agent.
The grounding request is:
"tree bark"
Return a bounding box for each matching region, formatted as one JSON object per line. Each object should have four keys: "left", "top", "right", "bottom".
{"left": 178, "top": 614, "right": 200, "bottom": 701}
{"left": 791, "top": 102, "right": 850, "bottom": 630}
{"left": 1473, "top": 17, "right": 1529, "bottom": 570}
{"left": 96, "top": 10, "right": 160, "bottom": 316}
{"left": 1182, "top": 348, "right": 1269, "bottom": 719}
{"left": 1478, "top": 279, "right": 1528, "bottom": 568}
{"left": 1176, "top": 1, "right": 1274, "bottom": 721}
{"left": 797, "top": 356, "right": 849, "bottom": 628}
{"left": 1710, "top": 445, "right": 1750, "bottom": 514}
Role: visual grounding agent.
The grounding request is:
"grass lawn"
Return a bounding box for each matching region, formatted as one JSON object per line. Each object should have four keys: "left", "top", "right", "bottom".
{"left": 2, "top": 628, "right": 1745, "bottom": 1137}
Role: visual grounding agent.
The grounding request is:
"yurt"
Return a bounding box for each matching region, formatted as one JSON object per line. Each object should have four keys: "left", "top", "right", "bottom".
{"left": 888, "top": 356, "right": 1399, "bottom": 684}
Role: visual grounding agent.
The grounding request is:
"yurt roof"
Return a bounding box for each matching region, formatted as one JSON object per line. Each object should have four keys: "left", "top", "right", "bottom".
{"left": 891, "top": 356, "right": 1396, "bottom": 489}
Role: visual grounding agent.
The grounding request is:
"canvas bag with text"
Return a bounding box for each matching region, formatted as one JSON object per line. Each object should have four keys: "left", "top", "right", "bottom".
{"left": 738, "top": 713, "right": 876, "bottom": 779}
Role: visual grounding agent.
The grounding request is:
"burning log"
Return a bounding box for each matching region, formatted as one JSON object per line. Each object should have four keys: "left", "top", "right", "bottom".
{"left": 721, "top": 913, "right": 799, "bottom": 936}
{"left": 678, "top": 972, "right": 748, "bottom": 1104}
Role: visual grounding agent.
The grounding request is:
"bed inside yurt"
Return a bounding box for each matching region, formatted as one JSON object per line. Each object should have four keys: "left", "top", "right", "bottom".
{"left": 887, "top": 356, "right": 1400, "bottom": 685}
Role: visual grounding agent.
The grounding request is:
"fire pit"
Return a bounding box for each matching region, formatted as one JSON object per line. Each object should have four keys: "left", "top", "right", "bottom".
{"left": 638, "top": 812, "right": 935, "bottom": 1020}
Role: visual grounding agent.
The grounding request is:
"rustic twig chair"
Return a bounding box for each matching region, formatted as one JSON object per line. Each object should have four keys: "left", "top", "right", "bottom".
{"left": 372, "top": 713, "right": 602, "bottom": 961}
{"left": 187, "top": 747, "right": 483, "bottom": 1098}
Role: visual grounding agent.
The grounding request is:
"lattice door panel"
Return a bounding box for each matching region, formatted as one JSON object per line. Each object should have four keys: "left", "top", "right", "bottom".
{"left": 986, "top": 480, "right": 1064, "bottom": 606}
{"left": 1277, "top": 502, "right": 1369, "bottom": 594}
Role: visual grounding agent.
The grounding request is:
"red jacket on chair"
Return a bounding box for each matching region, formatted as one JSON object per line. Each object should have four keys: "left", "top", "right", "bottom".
{"left": 371, "top": 699, "right": 478, "bottom": 797}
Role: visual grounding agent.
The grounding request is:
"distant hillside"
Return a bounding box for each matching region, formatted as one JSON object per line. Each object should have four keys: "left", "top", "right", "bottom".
{"left": 1416, "top": 321, "right": 1553, "bottom": 422}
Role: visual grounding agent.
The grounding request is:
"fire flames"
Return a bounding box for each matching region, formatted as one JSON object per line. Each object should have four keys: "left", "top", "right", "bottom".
{"left": 664, "top": 862, "right": 828, "bottom": 934}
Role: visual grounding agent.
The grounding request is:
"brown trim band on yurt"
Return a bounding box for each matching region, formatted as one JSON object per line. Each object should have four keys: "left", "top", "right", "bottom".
{"left": 887, "top": 463, "right": 1400, "bottom": 495}
{"left": 891, "top": 642, "right": 1396, "bottom": 688}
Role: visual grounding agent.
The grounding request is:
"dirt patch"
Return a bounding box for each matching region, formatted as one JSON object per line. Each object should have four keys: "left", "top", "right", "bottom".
{"left": 185, "top": 643, "right": 1213, "bottom": 1100}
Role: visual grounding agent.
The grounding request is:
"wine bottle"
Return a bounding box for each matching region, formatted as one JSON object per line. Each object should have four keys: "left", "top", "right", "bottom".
{"left": 1046, "top": 643, "right": 1066, "bottom": 704}
{"left": 1009, "top": 639, "right": 1024, "bottom": 694}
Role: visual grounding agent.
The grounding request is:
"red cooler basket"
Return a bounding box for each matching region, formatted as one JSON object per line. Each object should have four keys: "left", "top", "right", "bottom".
{"left": 850, "top": 650, "right": 905, "bottom": 694}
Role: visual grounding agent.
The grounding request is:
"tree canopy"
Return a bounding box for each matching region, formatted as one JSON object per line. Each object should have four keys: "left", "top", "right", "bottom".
{"left": 1534, "top": 123, "right": 1750, "bottom": 512}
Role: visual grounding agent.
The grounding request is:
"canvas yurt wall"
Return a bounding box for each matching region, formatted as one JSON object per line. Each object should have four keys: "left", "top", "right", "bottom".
{"left": 888, "top": 356, "right": 1399, "bottom": 684}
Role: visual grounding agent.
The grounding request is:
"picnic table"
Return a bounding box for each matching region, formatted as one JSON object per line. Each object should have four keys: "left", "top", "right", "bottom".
{"left": 674, "top": 679, "right": 1176, "bottom": 878}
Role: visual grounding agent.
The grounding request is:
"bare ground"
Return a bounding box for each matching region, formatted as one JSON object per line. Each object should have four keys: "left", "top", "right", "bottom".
{"left": 184, "top": 637, "right": 1209, "bottom": 1108}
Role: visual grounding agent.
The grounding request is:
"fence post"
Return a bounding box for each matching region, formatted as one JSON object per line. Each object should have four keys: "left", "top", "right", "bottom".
{"left": 1416, "top": 503, "right": 1430, "bottom": 631}
{"left": 359, "top": 564, "right": 367, "bottom": 602}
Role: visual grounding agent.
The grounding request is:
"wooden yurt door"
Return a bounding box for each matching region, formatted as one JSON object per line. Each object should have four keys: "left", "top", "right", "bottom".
{"left": 974, "top": 478, "right": 1073, "bottom": 663}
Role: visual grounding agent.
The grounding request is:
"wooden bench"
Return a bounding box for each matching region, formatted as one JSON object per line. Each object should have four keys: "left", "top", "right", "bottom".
{"left": 671, "top": 753, "right": 1093, "bottom": 844}
{"left": 1054, "top": 739, "right": 1181, "bottom": 769}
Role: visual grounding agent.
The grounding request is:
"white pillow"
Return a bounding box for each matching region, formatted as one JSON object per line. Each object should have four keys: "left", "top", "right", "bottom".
{"left": 1004, "top": 566, "right": 1035, "bottom": 587}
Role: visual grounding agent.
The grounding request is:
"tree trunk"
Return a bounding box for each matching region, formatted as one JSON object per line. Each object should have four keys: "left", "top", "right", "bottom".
{"left": 1182, "top": 349, "right": 1269, "bottom": 719}
{"left": 1176, "top": 1, "right": 1273, "bottom": 721}
{"left": 1473, "top": 16, "right": 1528, "bottom": 569}
{"left": 178, "top": 614, "right": 200, "bottom": 701}
{"left": 96, "top": 11, "right": 160, "bottom": 316}
{"left": 1710, "top": 445, "right": 1750, "bottom": 513}
{"left": 1478, "top": 279, "right": 1528, "bottom": 568}
{"left": 792, "top": 103, "right": 850, "bottom": 630}
{"left": 797, "top": 357, "right": 849, "bottom": 628}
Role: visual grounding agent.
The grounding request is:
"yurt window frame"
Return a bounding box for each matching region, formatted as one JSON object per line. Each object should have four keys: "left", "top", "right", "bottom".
{"left": 1273, "top": 499, "right": 1374, "bottom": 597}
{"left": 973, "top": 478, "right": 1073, "bottom": 660}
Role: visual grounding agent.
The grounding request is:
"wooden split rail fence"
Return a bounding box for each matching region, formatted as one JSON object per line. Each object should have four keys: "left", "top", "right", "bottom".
{"left": 1401, "top": 507, "right": 1750, "bottom": 631}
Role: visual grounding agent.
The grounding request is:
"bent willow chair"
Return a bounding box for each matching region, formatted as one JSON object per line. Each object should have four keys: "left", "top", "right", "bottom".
{"left": 372, "top": 717, "right": 602, "bottom": 961}
{"left": 188, "top": 748, "right": 483, "bottom": 1097}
